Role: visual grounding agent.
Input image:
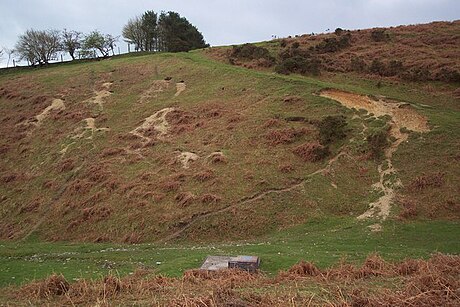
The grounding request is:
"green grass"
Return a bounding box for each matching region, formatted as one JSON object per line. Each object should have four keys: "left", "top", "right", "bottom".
{"left": 1, "top": 217, "right": 458, "bottom": 287}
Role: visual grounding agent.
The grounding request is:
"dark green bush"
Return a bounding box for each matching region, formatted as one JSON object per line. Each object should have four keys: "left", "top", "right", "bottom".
{"left": 315, "top": 34, "right": 351, "bottom": 53}
{"left": 402, "top": 67, "right": 431, "bottom": 81}
{"left": 275, "top": 55, "right": 321, "bottom": 76}
{"left": 437, "top": 68, "right": 460, "bottom": 83}
{"left": 230, "top": 44, "right": 275, "bottom": 63}
{"left": 334, "top": 28, "right": 344, "bottom": 36}
{"left": 317, "top": 115, "right": 347, "bottom": 145}
{"left": 369, "top": 59, "right": 386, "bottom": 75}
{"left": 350, "top": 56, "right": 367, "bottom": 72}
{"left": 371, "top": 29, "right": 390, "bottom": 42}
{"left": 385, "top": 60, "right": 404, "bottom": 76}
{"left": 366, "top": 129, "right": 389, "bottom": 159}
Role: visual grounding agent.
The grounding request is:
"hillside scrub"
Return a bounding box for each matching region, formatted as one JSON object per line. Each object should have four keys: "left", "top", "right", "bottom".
{"left": 216, "top": 20, "right": 460, "bottom": 83}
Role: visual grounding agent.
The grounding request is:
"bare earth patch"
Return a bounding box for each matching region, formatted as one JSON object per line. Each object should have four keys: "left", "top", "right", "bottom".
{"left": 130, "top": 108, "right": 175, "bottom": 142}
{"left": 177, "top": 152, "right": 199, "bottom": 169}
{"left": 175, "top": 82, "right": 186, "bottom": 97}
{"left": 320, "top": 89, "right": 430, "bottom": 222}
{"left": 72, "top": 118, "right": 110, "bottom": 140}
{"left": 35, "top": 99, "right": 66, "bottom": 125}
{"left": 139, "top": 80, "right": 170, "bottom": 103}
{"left": 85, "top": 82, "right": 113, "bottom": 109}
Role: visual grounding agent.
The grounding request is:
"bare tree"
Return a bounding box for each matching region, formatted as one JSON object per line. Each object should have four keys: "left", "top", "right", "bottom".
{"left": 62, "top": 29, "right": 82, "bottom": 60}
{"left": 122, "top": 16, "right": 145, "bottom": 51}
{"left": 3, "top": 47, "right": 15, "bottom": 68}
{"left": 81, "top": 30, "right": 119, "bottom": 58}
{"left": 15, "top": 29, "right": 61, "bottom": 66}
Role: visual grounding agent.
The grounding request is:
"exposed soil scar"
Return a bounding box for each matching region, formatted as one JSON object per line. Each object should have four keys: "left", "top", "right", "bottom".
{"left": 320, "top": 89, "right": 430, "bottom": 222}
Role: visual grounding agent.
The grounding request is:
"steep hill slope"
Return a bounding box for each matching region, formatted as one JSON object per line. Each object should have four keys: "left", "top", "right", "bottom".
{"left": 0, "top": 23, "right": 459, "bottom": 245}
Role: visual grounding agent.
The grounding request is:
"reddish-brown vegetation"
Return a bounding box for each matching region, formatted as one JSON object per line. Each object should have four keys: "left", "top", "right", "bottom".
{"left": 293, "top": 142, "right": 330, "bottom": 162}
{"left": 11, "top": 254, "right": 460, "bottom": 306}
{"left": 265, "top": 128, "right": 306, "bottom": 145}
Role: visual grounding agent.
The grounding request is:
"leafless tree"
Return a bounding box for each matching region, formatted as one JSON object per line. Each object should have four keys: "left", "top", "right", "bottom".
{"left": 62, "top": 29, "right": 82, "bottom": 60}
{"left": 122, "top": 16, "right": 146, "bottom": 51}
{"left": 81, "top": 30, "right": 118, "bottom": 58}
{"left": 15, "top": 29, "right": 61, "bottom": 66}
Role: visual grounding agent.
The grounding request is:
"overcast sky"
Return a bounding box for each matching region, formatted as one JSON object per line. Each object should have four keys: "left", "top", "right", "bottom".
{"left": 1, "top": 0, "right": 459, "bottom": 65}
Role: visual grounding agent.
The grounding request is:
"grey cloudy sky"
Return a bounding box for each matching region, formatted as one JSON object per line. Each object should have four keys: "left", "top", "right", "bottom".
{"left": 1, "top": 0, "right": 459, "bottom": 63}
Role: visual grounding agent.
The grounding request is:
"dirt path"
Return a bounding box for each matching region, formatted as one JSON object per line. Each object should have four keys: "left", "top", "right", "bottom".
{"left": 320, "top": 89, "right": 429, "bottom": 221}
{"left": 157, "top": 151, "right": 350, "bottom": 243}
{"left": 175, "top": 82, "right": 186, "bottom": 97}
{"left": 139, "top": 80, "right": 170, "bottom": 103}
{"left": 85, "top": 82, "right": 113, "bottom": 109}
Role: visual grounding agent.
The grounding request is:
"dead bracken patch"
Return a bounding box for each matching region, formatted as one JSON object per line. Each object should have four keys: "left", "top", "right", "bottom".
{"left": 14, "top": 253, "right": 460, "bottom": 306}
{"left": 265, "top": 128, "right": 306, "bottom": 145}
{"left": 207, "top": 151, "right": 227, "bottom": 164}
{"left": 200, "top": 194, "right": 222, "bottom": 204}
{"left": 293, "top": 142, "right": 330, "bottom": 162}
{"left": 409, "top": 172, "right": 445, "bottom": 191}
{"left": 175, "top": 192, "right": 196, "bottom": 207}
{"left": 282, "top": 95, "right": 304, "bottom": 104}
{"left": 193, "top": 169, "right": 215, "bottom": 182}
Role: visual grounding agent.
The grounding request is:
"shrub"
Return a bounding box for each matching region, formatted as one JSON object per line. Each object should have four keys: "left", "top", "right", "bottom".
{"left": 371, "top": 29, "right": 389, "bottom": 42}
{"left": 280, "top": 39, "right": 287, "bottom": 48}
{"left": 292, "top": 42, "right": 300, "bottom": 49}
{"left": 437, "top": 68, "right": 460, "bottom": 83}
{"left": 369, "top": 59, "right": 386, "bottom": 75}
{"left": 402, "top": 67, "right": 431, "bottom": 81}
{"left": 366, "top": 129, "right": 389, "bottom": 159}
{"left": 275, "top": 55, "right": 321, "bottom": 76}
{"left": 385, "top": 60, "right": 404, "bottom": 76}
{"left": 317, "top": 115, "right": 347, "bottom": 145}
{"left": 230, "top": 44, "right": 275, "bottom": 63}
{"left": 335, "top": 28, "right": 344, "bottom": 36}
{"left": 315, "top": 35, "right": 351, "bottom": 53}
{"left": 350, "top": 56, "right": 367, "bottom": 72}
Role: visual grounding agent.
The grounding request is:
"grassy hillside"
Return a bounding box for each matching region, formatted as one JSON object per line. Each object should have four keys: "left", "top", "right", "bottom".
{"left": 0, "top": 21, "right": 459, "bottom": 305}
{"left": 1, "top": 45, "right": 459, "bottom": 244}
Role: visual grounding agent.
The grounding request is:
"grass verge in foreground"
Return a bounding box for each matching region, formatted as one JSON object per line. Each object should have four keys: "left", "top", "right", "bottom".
{"left": 0, "top": 217, "right": 458, "bottom": 287}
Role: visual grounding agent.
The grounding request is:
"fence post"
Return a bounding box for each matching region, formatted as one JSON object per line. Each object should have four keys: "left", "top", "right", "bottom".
{"left": 128, "top": 44, "right": 130, "bottom": 53}
{"left": 61, "top": 54, "right": 63, "bottom": 62}
{"left": 13, "top": 59, "right": 16, "bottom": 67}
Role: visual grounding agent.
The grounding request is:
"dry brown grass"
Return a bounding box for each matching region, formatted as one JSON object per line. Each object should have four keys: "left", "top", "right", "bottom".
{"left": 409, "top": 172, "right": 446, "bottom": 191}
{"left": 11, "top": 254, "right": 459, "bottom": 306}
{"left": 292, "top": 142, "right": 330, "bottom": 162}
{"left": 265, "top": 127, "right": 306, "bottom": 145}
{"left": 193, "top": 169, "right": 215, "bottom": 182}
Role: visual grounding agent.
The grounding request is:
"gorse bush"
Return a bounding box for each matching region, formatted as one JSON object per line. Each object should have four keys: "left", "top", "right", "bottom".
{"left": 315, "top": 35, "right": 351, "bottom": 53}
{"left": 230, "top": 44, "right": 274, "bottom": 62}
{"left": 366, "top": 129, "right": 389, "bottom": 159}
{"left": 275, "top": 56, "right": 321, "bottom": 76}
{"left": 350, "top": 56, "right": 367, "bottom": 72}
{"left": 317, "top": 115, "right": 348, "bottom": 145}
{"left": 371, "top": 29, "right": 390, "bottom": 42}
